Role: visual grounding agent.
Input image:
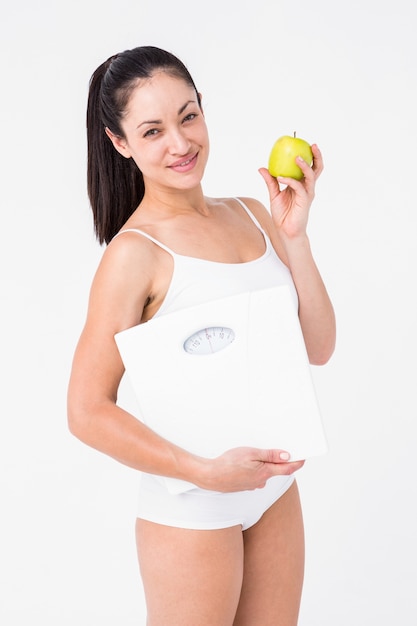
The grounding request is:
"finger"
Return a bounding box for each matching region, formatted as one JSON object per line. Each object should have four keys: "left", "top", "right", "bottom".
{"left": 276, "top": 173, "right": 307, "bottom": 198}
{"left": 254, "top": 449, "right": 305, "bottom": 474}
{"left": 295, "top": 155, "right": 316, "bottom": 184}
{"left": 254, "top": 448, "right": 293, "bottom": 464}
{"left": 268, "top": 459, "right": 305, "bottom": 475}
{"left": 277, "top": 171, "right": 306, "bottom": 187}
{"left": 258, "top": 167, "right": 281, "bottom": 202}
{"left": 311, "top": 143, "right": 324, "bottom": 178}
{"left": 295, "top": 156, "right": 316, "bottom": 195}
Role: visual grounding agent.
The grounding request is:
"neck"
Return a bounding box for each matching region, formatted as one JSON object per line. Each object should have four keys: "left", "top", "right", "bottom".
{"left": 141, "top": 184, "right": 209, "bottom": 217}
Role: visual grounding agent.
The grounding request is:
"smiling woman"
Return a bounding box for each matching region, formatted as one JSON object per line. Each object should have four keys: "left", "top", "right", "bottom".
{"left": 86, "top": 47, "right": 205, "bottom": 246}
{"left": 105, "top": 76, "right": 208, "bottom": 189}
{"left": 68, "top": 45, "right": 335, "bottom": 626}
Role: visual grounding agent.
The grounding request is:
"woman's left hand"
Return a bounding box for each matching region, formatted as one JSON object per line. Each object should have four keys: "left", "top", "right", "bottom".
{"left": 258, "top": 143, "right": 324, "bottom": 240}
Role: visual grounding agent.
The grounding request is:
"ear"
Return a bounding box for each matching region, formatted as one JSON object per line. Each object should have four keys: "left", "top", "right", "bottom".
{"left": 105, "top": 127, "right": 132, "bottom": 158}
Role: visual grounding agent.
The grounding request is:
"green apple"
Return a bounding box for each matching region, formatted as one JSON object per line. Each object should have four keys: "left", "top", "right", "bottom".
{"left": 268, "top": 134, "right": 313, "bottom": 180}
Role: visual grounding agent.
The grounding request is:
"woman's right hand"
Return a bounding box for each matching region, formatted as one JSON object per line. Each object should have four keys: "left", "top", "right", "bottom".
{"left": 198, "top": 447, "right": 305, "bottom": 493}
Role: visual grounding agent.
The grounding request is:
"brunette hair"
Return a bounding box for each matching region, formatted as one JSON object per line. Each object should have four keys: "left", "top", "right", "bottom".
{"left": 87, "top": 46, "right": 201, "bottom": 244}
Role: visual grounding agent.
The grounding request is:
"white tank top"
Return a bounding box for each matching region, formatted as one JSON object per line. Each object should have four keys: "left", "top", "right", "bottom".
{"left": 116, "top": 198, "right": 298, "bottom": 318}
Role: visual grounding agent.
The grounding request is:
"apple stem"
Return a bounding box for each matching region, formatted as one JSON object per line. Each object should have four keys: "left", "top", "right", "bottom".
{"left": 294, "top": 131, "right": 296, "bottom": 138}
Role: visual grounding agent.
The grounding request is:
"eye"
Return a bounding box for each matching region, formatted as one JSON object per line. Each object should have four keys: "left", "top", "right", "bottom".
{"left": 182, "top": 113, "right": 198, "bottom": 123}
{"left": 143, "top": 128, "right": 160, "bottom": 138}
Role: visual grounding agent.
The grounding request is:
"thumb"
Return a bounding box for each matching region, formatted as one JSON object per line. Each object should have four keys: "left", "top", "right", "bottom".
{"left": 256, "top": 449, "right": 292, "bottom": 464}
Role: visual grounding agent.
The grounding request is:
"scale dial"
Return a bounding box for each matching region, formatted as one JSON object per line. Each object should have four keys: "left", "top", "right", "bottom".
{"left": 183, "top": 326, "right": 235, "bottom": 355}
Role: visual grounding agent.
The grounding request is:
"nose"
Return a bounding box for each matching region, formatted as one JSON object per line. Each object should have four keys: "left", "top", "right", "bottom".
{"left": 167, "top": 127, "right": 191, "bottom": 155}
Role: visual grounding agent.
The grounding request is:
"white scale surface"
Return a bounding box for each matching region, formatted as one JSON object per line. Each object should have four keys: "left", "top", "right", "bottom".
{"left": 115, "top": 285, "right": 328, "bottom": 493}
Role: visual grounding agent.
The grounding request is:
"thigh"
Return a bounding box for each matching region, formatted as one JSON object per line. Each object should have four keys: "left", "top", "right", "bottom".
{"left": 136, "top": 519, "right": 244, "bottom": 626}
{"left": 233, "top": 481, "right": 305, "bottom": 626}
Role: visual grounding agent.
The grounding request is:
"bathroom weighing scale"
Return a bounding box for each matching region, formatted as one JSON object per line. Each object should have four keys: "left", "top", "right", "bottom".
{"left": 115, "top": 285, "right": 328, "bottom": 493}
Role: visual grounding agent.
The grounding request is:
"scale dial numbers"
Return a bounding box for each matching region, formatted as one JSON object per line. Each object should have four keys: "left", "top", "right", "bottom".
{"left": 183, "top": 326, "right": 235, "bottom": 355}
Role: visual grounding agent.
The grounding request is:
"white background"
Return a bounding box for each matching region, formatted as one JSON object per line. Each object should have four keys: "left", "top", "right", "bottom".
{"left": 1, "top": 0, "right": 416, "bottom": 623}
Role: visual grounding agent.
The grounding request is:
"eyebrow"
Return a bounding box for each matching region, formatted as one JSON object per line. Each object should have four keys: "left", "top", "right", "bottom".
{"left": 137, "top": 100, "right": 196, "bottom": 129}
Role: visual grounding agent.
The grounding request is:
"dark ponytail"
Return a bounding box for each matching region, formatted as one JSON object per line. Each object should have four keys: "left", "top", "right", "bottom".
{"left": 86, "top": 46, "right": 201, "bottom": 245}
{"left": 86, "top": 56, "right": 145, "bottom": 245}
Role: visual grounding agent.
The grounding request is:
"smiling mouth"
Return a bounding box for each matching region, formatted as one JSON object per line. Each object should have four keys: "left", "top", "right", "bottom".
{"left": 179, "top": 157, "right": 193, "bottom": 166}
{"left": 169, "top": 153, "right": 198, "bottom": 168}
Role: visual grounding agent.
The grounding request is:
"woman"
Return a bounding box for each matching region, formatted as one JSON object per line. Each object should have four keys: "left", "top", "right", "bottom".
{"left": 68, "top": 45, "right": 336, "bottom": 625}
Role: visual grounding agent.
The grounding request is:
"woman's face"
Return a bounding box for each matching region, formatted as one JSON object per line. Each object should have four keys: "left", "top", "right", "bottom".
{"left": 109, "top": 71, "right": 209, "bottom": 193}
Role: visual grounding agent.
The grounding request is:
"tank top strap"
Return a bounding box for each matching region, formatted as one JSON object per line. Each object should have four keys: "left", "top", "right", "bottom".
{"left": 113, "top": 198, "right": 265, "bottom": 255}
{"left": 113, "top": 228, "right": 176, "bottom": 257}
{"left": 233, "top": 197, "right": 266, "bottom": 233}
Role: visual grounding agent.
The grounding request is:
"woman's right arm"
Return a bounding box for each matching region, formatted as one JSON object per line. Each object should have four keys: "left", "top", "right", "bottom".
{"left": 67, "top": 234, "right": 201, "bottom": 478}
{"left": 67, "top": 236, "right": 303, "bottom": 491}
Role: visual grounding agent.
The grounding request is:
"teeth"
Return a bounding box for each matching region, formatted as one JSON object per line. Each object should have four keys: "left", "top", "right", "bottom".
{"left": 180, "top": 157, "right": 192, "bottom": 166}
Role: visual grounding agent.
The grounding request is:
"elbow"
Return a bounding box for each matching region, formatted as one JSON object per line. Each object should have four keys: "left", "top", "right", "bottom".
{"left": 67, "top": 392, "right": 116, "bottom": 446}
{"left": 308, "top": 338, "right": 336, "bottom": 366}
{"left": 302, "top": 307, "right": 336, "bottom": 367}
{"left": 67, "top": 395, "right": 93, "bottom": 443}
{"left": 67, "top": 404, "right": 86, "bottom": 441}
{"left": 309, "top": 352, "right": 332, "bottom": 366}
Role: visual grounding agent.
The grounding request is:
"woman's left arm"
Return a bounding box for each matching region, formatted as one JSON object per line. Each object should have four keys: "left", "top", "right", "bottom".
{"left": 258, "top": 144, "right": 336, "bottom": 365}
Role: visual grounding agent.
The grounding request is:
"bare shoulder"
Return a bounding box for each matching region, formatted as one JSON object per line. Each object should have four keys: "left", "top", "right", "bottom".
{"left": 212, "top": 195, "right": 271, "bottom": 224}
{"left": 87, "top": 231, "right": 164, "bottom": 334}
{"left": 235, "top": 196, "right": 289, "bottom": 265}
{"left": 101, "top": 229, "right": 158, "bottom": 279}
{"left": 235, "top": 196, "right": 273, "bottom": 227}
{"left": 95, "top": 231, "right": 156, "bottom": 294}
